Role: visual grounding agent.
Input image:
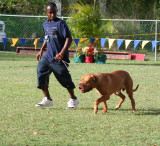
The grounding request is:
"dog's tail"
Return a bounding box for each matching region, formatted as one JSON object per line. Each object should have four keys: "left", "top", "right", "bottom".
{"left": 133, "top": 84, "right": 139, "bottom": 92}
{"left": 115, "top": 85, "right": 139, "bottom": 95}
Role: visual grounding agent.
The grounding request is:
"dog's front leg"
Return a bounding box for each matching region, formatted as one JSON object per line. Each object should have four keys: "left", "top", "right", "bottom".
{"left": 94, "top": 96, "right": 109, "bottom": 114}
{"left": 102, "top": 95, "right": 110, "bottom": 113}
{"left": 94, "top": 101, "right": 98, "bottom": 114}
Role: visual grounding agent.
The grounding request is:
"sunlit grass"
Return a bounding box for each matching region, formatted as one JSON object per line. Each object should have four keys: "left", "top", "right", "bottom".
{"left": 0, "top": 52, "right": 160, "bottom": 145}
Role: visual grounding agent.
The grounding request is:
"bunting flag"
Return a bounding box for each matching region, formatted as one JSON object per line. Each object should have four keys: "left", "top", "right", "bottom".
{"left": 101, "top": 38, "right": 107, "bottom": 48}
{"left": 74, "top": 39, "right": 80, "bottom": 47}
{"left": 80, "top": 38, "right": 88, "bottom": 42}
{"left": 20, "top": 38, "right": 26, "bottom": 47}
{"left": 125, "top": 40, "right": 132, "bottom": 49}
{"left": 151, "top": 41, "right": 159, "bottom": 51}
{"left": 11, "top": 38, "right": 19, "bottom": 47}
{"left": 117, "top": 39, "right": 124, "bottom": 50}
{"left": 142, "top": 41, "right": 150, "bottom": 49}
{"left": 90, "top": 38, "right": 95, "bottom": 46}
{"left": 39, "top": 38, "right": 44, "bottom": 43}
{"left": 95, "top": 37, "right": 99, "bottom": 41}
{"left": 33, "top": 38, "right": 39, "bottom": 49}
{"left": 108, "top": 39, "right": 115, "bottom": 49}
{"left": 134, "top": 40, "right": 141, "bottom": 50}
{"left": 2, "top": 38, "right": 8, "bottom": 49}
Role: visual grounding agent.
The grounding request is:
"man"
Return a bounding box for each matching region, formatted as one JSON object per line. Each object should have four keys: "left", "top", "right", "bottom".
{"left": 36, "top": 2, "right": 79, "bottom": 109}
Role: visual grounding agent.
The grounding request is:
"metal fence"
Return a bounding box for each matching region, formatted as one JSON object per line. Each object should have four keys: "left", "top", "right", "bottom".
{"left": 0, "top": 14, "right": 160, "bottom": 60}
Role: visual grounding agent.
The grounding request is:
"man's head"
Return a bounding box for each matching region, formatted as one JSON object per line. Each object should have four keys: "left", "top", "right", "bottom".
{"left": 46, "top": 2, "right": 57, "bottom": 21}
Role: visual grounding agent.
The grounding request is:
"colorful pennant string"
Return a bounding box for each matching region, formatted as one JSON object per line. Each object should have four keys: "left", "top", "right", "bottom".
{"left": 1, "top": 37, "right": 160, "bottom": 52}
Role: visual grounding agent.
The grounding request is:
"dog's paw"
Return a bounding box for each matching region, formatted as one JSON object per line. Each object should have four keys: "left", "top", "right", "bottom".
{"left": 115, "top": 105, "right": 120, "bottom": 110}
{"left": 101, "top": 110, "right": 107, "bottom": 113}
{"left": 94, "top": 111, "right": 97, "bottom": 114}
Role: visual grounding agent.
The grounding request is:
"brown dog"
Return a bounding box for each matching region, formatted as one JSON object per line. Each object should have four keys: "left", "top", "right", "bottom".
{"left": 79, "top": 70, "right": 139, "bottom": 114}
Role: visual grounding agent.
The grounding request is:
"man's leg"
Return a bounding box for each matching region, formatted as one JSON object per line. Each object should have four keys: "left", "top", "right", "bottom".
{"left": 67, "top": 88, "right": 79, "bottom": 109}
{"left": 36, "top": 85, "right": 53, "bottom": 107}
{"left": 36, "top": 58, "right": 53, "bottom": 107}
{"left": 41, "top": 85, "right": 52, "bottom": 100}
{"left": 50, "top": 63, "right": 79, "bottom": 109}
{"left": 67, "top": 88, "right": 77, "bottom": 100}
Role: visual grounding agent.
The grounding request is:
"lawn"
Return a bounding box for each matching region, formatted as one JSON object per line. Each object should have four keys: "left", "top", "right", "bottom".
{"left": 0, "top": 52, "right": 160, "bottom": 145}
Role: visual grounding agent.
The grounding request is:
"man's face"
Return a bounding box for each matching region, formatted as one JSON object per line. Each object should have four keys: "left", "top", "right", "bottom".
{"left": 46, "top": 5, "right": 57, "bottom": 21}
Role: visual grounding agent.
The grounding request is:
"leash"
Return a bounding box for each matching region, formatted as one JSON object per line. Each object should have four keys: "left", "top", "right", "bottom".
{"left": 62, "top": 60, "right": 85, "bottom": 74}
{"left": 62, "top": 60, "right": 70, "bottom": 72}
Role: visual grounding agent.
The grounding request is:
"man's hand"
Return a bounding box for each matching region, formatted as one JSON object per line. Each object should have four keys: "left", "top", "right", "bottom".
{"left": 37, "top": 40, "right": 47, "bottom": 61}
{"left": 37, "top": 51, "right": 43, "bottom": 61}
{"left": 54, "top": 53, "right": 64, "bottom": 61}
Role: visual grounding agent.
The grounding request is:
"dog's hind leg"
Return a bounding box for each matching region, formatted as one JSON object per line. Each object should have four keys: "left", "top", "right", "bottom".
{"left": 115, "top": 91, "right": 126, "bottom": 110}
{"left": 102, "top": 100, "right": 108, "bottom": 113}
{"left": 126, "top": 89, "right": 136, "bottom": 111}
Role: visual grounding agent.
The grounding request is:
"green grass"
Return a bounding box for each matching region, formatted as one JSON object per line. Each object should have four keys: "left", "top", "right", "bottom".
{"left": 0, "top": 52, "right": 160, "bottom": 146}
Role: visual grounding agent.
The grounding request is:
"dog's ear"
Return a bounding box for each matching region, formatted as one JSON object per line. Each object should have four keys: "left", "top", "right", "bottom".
{"left": 90, "top": 74, "right": 96, "bottom": 82}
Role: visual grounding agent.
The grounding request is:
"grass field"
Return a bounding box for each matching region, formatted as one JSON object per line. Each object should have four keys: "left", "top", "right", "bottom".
{"left": 0, "top": 52, "right": 160, "bottom": 146}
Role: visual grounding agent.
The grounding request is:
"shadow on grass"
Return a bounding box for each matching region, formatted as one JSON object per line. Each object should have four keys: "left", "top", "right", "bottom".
{"left": 40, "top": 107, "right": 160, "bottom": 115}
{"left": 109, "top": 108, "right": 160, "bottom": 115}
{"left": 113, "top": 108, "right": 160, "bottom": 115}
{"left": 134, "top": 108, "right": 160, "bottom": 116}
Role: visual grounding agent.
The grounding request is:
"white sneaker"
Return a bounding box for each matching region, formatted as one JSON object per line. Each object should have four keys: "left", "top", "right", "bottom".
{"left": 67, "top": 97, "right": 79, "bottom": 109}
{"left": 36, "top": 97, "right": 53, "bottom": 107}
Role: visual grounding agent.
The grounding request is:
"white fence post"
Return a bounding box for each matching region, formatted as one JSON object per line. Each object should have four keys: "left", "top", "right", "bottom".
{"left": 155, "top": 19, "right": 158, "bottom": 61}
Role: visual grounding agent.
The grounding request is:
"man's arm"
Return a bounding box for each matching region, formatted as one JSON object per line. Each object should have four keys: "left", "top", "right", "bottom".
{"left": 37, "top": 39, "right": 47, "bottom": 61}
{"left": 54, "top": 36, "right": 73, "bottom": 61}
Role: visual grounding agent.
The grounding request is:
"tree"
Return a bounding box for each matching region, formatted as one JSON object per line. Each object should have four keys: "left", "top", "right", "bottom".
{"left": 0, "top": 0, "right": 46, "bottom": 15}
{"left": 0, "top": 0, "right": 158, "bottom": 20}
{"left": 66, "top": 3, "right": 114, "bottom": 39}
{"left": 105, "top": 0, "right": 156, "bottom": 19}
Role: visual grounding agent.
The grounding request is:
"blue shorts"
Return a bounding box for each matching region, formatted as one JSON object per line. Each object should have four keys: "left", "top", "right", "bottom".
{"left": 37, "top": 57, "right": 75, "bottom": 89}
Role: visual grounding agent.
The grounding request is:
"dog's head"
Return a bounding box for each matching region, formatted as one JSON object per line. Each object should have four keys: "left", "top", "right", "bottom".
{"left": 79, "top": 74, "right": 96, "bottom": 93}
